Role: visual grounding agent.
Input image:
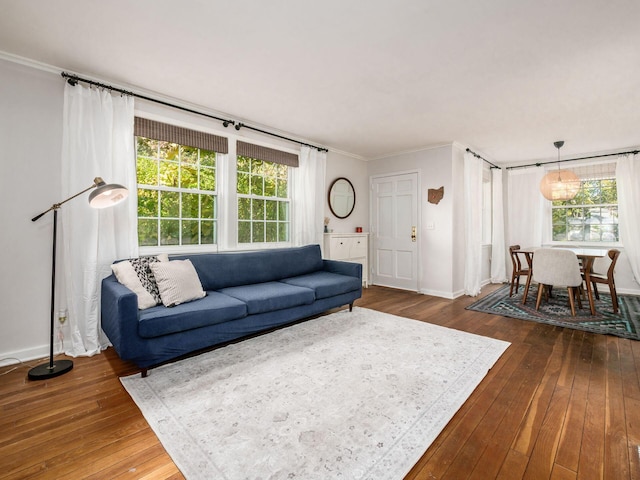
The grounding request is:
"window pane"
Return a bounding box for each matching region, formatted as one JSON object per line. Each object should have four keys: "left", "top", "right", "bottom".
{"left": 264, "top": 176, "right": 276, "bottom": 196}
{"left": 238, "top": 221, "right": 251, "bottom": 243}
{"left": 202, "top": 195, "right": 214, "bottom": 219}
{"left": 181, "top": 146, "right": 198, "bottom": 164}
{"left": 252, "top": 222, "right": 265, "bottom": 243}
{"left": 252, "top": 199, "right": 265, "bottom": 221}
{"left": 238, "top": 197, "right": 251, "bottom": 220}
{"left": 182, "top": 220, "right": 199, "bottom": 245}
{"left": 251, "top": 159, "right": 264, "bottom": 174}
{"left": 200, "top": 167, "right": 215, "bottom": 191}
{"left": 266, "top": 222, "right": 277, "bottom": 242}
{"left": 237, "top": 173, "right": 250, "bottom": 194}
{"left": 278, "top": 202, "right": 289, "bottom": 221}
{"left": 200, "top": 149, "right": 216, "bottom": 167}
{"left": 137, "top": 157, "right": 157, "bottom": 185}
{"left": 137, "top": 137, "right": 156, "bottom": 157}
{"left": 181, "top": 165, "right": 198, "bottom": 189}
{"left": 552, "top": 224, "right": 567, "bottom": 241}
{"left": 265, "top": 200, "right": 277, "bottom": 220}
{"left": 251, "top": 175, "right": 264, "bottom": 196}
{"left": 277, "top": 178, "right": 288, "bottom": 198}
{"left": 201, "top": 220, "right": 215, "bottom": 244}
{"left": 160, "top": 219, "right": 179, "bottom": 245}
{"left": 138, "top": 219, "right": 158, "bottom": 246}
{"left": 183, "top": 193, "right": 199, "bottom": 218}
{"left": 237, "top": 155, "right": 250, "bottom": 173}
{"left": 159, "top": 142, "right": 179, "bottom": 160}
{"left": 278, "top": 222, "right": 289, "bottom": 242}
{"left": 160, "top": 191, "right": 179, "bottom": 217}
{"left": 160, "top": 160, "right": 179, "bottom": 187}
{"left": 138, "top": 189, "right": 158, "bottom": 217}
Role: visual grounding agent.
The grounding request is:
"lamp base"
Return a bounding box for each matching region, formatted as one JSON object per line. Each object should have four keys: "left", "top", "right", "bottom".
{"left": 28, "top": 359, "right": 73, "bottom": 380}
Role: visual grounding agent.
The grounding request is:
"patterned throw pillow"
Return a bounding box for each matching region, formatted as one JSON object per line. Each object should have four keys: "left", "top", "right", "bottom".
{"left": 111, "top": 254, "right": 169, "bottom": 309}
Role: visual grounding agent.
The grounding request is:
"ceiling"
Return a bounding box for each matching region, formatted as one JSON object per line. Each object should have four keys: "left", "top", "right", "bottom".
{"left": 1, "top": 0, "right": 639, "bottom": 164}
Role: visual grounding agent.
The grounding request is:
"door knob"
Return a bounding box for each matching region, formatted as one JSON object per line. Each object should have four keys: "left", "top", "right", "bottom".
{"left": 411, "top": 226, "right": 417, "bottom": 242}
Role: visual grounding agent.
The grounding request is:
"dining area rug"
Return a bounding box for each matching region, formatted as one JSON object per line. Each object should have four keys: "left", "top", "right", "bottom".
{"left": 468, "top": 284, "right": 640, "bottom": 340}
{"left": 120, "top": 307, "right": 509, "bottom": 479}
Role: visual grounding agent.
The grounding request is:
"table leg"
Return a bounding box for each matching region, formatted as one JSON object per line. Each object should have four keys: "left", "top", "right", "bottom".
{"left": 522, "top": 252, "right": 534, "bottom": 305}
{"left": 583, "top": 258, "right": 597, "bottom": 315}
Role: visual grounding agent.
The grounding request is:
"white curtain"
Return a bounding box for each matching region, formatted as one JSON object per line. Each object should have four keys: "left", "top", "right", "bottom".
{"left": 490, "top": 168, "right": 507, "bottom": 283}
{"left": 463, "top": 152, "right": 483, "bottom": 296}
{"left": 292, "top": 146, "right": 326, "bottom": 246}
{"left": 61, "top": 83, "right": 137, "bottom": 357}
{"left": 507, "top": 167, "right": 545, "bottom": 246}
{"left": 616, "top": 153, "right": 640, "bottom": 284}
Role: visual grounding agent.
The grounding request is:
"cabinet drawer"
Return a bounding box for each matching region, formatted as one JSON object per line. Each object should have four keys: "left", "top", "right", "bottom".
{"left": 350, "top": 238, "right": 367, "bottom": 257}
{"left": 330, "top": 238, "right": 351, "bottom": 259}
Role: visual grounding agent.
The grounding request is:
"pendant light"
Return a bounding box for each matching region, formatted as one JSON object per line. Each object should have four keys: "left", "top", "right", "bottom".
{"left": 539, "top": 141, "right": 580, "bottom": 201}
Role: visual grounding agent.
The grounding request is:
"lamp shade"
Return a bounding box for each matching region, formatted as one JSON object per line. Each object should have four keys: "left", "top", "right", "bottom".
{"left": 539, "top": 169, "right": 580, "bottom": 201}
{"left": 88, "top": 177, "right": 129, "bottom": 208}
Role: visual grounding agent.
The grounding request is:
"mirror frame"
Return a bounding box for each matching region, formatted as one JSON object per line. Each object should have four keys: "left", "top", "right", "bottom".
{"left": 328, "top": 177, "right": 356, "bottom": 219}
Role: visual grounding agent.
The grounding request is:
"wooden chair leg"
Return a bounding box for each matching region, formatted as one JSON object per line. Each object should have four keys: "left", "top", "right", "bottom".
{"left": 592, "top": 281, "right": 600, "bottom": 300}
{"left": 509, "top": 274, "right": 515, "bottom": 297}
{"left": 568, "top": 287, "right": 577, "bottom": 316}
{"left": 576, "top": 288, "right": 582, "bottom": 309}
{"left": 535, "top": 283, "right": 544, "bottom": 311}
{"left": 609, "top": 283, "right": 619, "bottom": 313}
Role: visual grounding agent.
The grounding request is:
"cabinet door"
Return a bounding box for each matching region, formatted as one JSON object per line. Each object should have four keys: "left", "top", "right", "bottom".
{"left": 330, "top": 237, "right": 351, "bottom": 259}
{"left": 350, "top": 237, "right": 367, "bottom": 258}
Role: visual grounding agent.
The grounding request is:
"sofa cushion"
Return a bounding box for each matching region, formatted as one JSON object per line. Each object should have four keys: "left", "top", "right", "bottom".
{"left": 150, "top": 259, "right": 206, "bottom": 307}
{"left": 175, "top": 244, "right": 324, "bottom": 290}
{"left": 111, "top": 254, "right": 169, "bottom": 309}
{"left": 280, "top": 271, "right": 361, "bottom": 299}
{"left": 138, "top": 291, "right": 247, "bottom": 338}
{"left": 218, "top": 282, "right": 315, "bottom": 315}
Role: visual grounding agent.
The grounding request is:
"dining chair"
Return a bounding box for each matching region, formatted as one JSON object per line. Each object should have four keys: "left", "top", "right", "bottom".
{"left": 532, "top": 249, "right": 583, "bottom": 316}
{"left": 509, "top": 245, "right": 530, "bottom": 297}
{"left": 586, "top": 249, "right": 621, "bottom": 313}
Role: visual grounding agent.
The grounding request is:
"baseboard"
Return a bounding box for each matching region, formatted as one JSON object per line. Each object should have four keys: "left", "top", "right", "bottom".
{"left": 0, "top": 344, "right": 60, "bottom": 367}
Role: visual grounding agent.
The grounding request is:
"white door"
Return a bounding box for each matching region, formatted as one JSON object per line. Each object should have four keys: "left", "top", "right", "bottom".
{"left": 371, "top": 173, "right": 419, "bottom": 291}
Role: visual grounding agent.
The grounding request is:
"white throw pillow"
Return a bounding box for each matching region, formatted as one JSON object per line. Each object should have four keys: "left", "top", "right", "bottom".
{"left": 149, "top": 259, "right": 206, "bottom": 307}
{"left": 111, "top": 254, "right": 169, "bottom": 310}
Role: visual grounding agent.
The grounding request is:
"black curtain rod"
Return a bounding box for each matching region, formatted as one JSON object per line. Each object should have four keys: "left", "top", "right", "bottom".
{"left": 465, "top": 148, "right": 501, "bottom": 169}
{"left": 506, "top": 149, "right": 640, "bottom": 170}
{"left": 61, "top": 72, "right": 328, "bottom": 153}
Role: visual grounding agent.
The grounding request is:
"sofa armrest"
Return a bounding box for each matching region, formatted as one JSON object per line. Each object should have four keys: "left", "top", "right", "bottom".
{"left": 101, "top": 274, "right": 141, "bottom": 360}
{"left": 322, "top": 259, "right": 362, "bottom": 281}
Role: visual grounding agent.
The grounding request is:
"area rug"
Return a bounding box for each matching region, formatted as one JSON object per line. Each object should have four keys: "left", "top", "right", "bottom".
{"left": 467, "top": 284, "right": 640, "bottom": 340}
{"left": 121, "top": 307, "right": 510, "bottom": 480}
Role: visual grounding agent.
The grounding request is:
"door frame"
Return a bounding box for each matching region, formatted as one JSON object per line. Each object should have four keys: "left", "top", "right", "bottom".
{"left": 369, "top": 169, "right": 422, "bottom": 292}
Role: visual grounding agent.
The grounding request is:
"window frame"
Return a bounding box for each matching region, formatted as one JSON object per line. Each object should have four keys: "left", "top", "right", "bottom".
{"left": 548, "top": 161, "right": 620, "bottom": 248}
{"left": 236, "top": 154, "right": 292, "bottom": 247}
{"left": 136, "top": 136, "right": 220, "bottom": 255}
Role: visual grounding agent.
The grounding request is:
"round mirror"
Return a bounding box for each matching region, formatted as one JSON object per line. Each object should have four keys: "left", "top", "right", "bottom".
{"left": 328, "top": 177, "right": 355, "bottom": 219}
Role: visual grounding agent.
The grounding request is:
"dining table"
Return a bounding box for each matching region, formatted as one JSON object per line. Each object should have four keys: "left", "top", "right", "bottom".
{"left": 515, "top": 247, "right": 609, "bottom": 315}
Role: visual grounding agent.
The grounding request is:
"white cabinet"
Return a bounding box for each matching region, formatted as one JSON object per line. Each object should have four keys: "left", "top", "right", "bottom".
{"left": 323, "top": 233, "right": 369, "bottom": 287}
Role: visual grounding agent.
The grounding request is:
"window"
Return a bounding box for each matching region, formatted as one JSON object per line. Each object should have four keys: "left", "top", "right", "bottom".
{"left": 237, "top": 156, "right": 290, "bottom": 244}
{"left": 137, "top": 137, "right": 218, "bottom": 246}
{"left": 551, "top": 163, "right": 618, "bottom": 243}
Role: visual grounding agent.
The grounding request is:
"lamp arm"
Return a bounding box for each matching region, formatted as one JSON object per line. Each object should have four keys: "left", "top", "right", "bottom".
{"left": 31, "top": 181, "right": 99, "bottom": 222}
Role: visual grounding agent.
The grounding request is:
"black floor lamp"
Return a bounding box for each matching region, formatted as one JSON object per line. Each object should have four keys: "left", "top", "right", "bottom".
{"left": 29, "top": 177, "right": 128, "bottom": 380}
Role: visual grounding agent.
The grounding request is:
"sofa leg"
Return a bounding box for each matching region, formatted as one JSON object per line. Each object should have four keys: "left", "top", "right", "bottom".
{"left": 349, "top": 302, "right": 353, "bottom": 312}
{"left": 141, "top": 368, "right": 148, "bottom": 378}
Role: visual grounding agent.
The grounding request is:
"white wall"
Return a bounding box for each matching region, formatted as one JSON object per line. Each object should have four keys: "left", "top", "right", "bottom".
{"left": 0, "top": 59, "right": 370, "bottom": 364}
{"left": 368, "top": 145, "right": 463, "bottom": 298}
{"left": 325, "top": 151, "right": 369, "bottom": 234}
{"left": 0, "top": 59, "right": 64, "bottom": 363}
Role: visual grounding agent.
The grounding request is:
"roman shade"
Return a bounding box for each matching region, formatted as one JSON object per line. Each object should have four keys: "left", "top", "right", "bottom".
{"left": 237, "top": 141, "right": 299, "bottom": 167}
{"left": 135, "top": 117, "right": 228, "bottom": 154}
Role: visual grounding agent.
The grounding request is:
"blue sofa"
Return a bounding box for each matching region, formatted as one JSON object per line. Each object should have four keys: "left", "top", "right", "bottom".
{"left": 101, "top": 244, "right": 362, "bottom": 375}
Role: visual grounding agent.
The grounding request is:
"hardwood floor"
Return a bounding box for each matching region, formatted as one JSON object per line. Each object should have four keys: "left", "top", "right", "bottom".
{"left": 2, "top": 285, "right": 639, "bottom": 479}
